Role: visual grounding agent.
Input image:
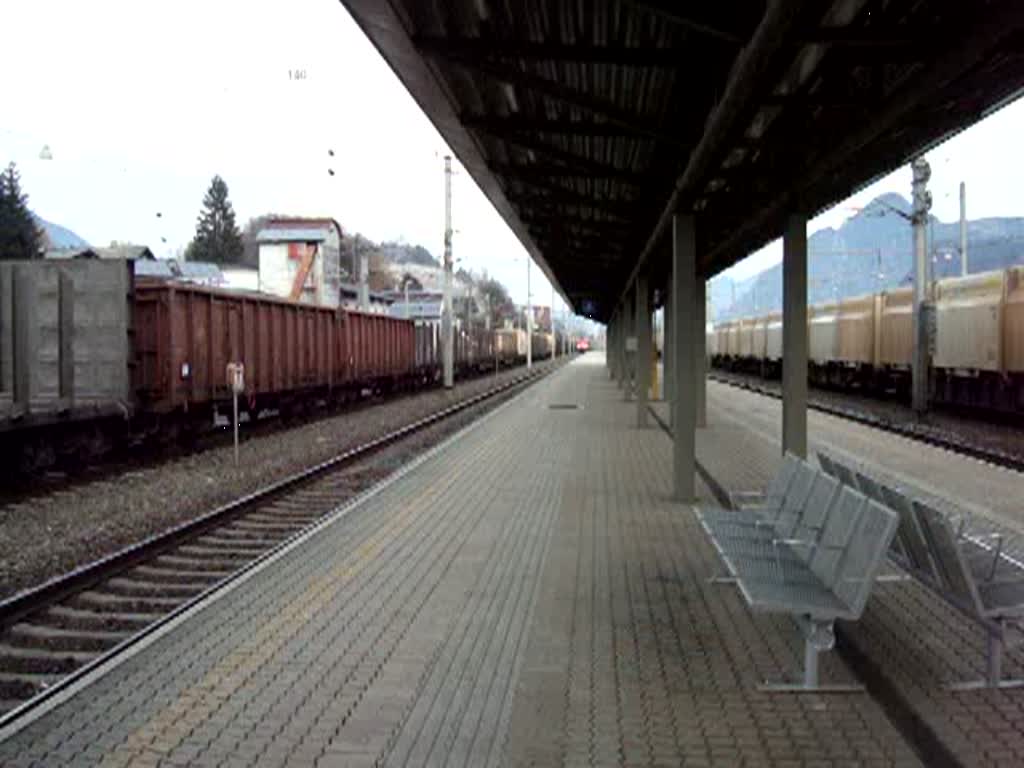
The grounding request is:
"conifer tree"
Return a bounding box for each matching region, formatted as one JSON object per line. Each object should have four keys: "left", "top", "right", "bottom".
{"left": 185, "top": 175, "right": 243, "bottom": 264}
{"left": 0, "top": 163, "right": 43, "bottom": 260}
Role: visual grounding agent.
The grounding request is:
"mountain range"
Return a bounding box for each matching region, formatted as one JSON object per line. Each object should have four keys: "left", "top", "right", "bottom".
{"left": 711, "top": 193, "right": 1024, "bottom": 321}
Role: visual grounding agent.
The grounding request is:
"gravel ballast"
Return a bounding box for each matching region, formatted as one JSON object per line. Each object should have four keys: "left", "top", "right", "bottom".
{"left": 0, "top": 361, "right": 560, "bottom": 601}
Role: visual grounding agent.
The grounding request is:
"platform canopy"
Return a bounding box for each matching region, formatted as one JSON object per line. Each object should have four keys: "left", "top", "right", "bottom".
{"left": 340, "top": 0, "right": 1024, "bottom": 321}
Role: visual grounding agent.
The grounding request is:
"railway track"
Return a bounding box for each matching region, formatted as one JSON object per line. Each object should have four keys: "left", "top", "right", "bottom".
{"left": 708, "top": 371, "right": 1024, "bottom": 473}
{"left": 0, "top": 364, "right": 554, "bottom": 725}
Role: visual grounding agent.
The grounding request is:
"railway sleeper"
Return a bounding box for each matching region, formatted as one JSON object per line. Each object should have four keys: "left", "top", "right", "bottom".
{"left": 233, "top": 516, "right": 322, "bottom": 530}
{"left": 104, "top": 576, "right": 214, "bottom": 598}
{"left": 203, "top": 526, "right": 292, "bottom": 543}
{"left": 131, "top": 564, "right": 230, "bottom": 584}
{"left": 44, "top": 604, "right": 161, "bottom": 633}
{"left": 0, "top": 644, "right": 93, "bottom": 674}
{"left": 153, "top": 554, "right": 246, "bottom": 573}
{"left": 0, "top": 672, "right": 64, "bottom": 702}
{"left": 174, "top": 544, "right": 266, "bottom": 561}
{"left": 68, "top": 590, "right": 184, "bottom": 615}
{"left": 246, "top": 507, "right": 323, "bottom": 528}
{"left": 191, "top": 535, "right": 281, "bottom": 552}
{"left": 5, "top": 623, "right": 126, "bottom": 653}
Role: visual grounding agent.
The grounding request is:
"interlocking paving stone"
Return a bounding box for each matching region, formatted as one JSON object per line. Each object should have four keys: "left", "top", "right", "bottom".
{"left": 0, "top": 356, "right": 919, "bottom": 766}
{"left": 503, "top": 363, "right": 917, "bottom": 767}
{"left": 651, "top": 382, "right": 1024, "bottom": 767}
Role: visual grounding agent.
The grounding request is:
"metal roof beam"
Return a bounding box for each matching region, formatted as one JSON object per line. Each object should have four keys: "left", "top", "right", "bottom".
{"left": 802, "top": 28, "right": 918, "bottom": 48}
{"left": 465, "top": 114, "right": 655, "bottom": 139}
{"left": 414, "top": 36, "right": 684, "bottom": 67}
{"left": 521, "top": 212, "right": 633, "bottom": 233}
{"left": 493, "top": 133, "right": 652, "bottom": 181}
{"left": 430, "top": 52, "right": 685, "bottom": 147}
{"left": 514, "top": 193, "right": 635, "bottom": 220}
{"left": 616, "top": 1, "right": 746, "bottom": 44}
{"left": 490, "top": 161, "right": 653, "bottom": 186}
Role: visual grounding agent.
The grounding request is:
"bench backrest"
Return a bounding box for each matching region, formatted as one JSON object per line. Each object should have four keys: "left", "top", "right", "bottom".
{"left": 772, "top": 464, "right": 818, "bottom": 536}
{"left": 809, "top": 486, "right": 867, "bottom": 590}
{"left": 831, "top": 460, "right": 859, "bottom": 489}
{"left": 764, "top": 452, "right": 802, "bottom": 508}
{"left": 832, "top": 499, "right": 900, "bottom": 617}
{"left": 817, "top": 452, "right": 836, "bottom": 476}
{"left": 876, "top": 482, "right": 939, "bottom": 583}
{"left": 786, "top": 473, "right": 841, "bottom": 556}
{"left": 912, "top": 500, "right": 984, "bottom": 615}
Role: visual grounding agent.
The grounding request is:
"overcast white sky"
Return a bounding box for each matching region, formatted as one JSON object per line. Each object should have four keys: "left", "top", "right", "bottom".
{"left": 3, "top": 0, "right": 1023, "bottom": 311}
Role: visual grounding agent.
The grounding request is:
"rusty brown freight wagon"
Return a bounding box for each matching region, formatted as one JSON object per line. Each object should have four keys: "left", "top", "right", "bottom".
{"left": 132, "top": 281, "right": 415, "bottom": 423}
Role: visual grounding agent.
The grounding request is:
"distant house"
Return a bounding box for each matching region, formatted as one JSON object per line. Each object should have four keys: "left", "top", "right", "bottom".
{"left": 44, "top": 245, "right": 155, "bottom": 261}
{"left": 386, "top": 289, "right": 481, "bottom": 327}
{"left": 94, "top": 245, "right": 155, "bottom": 261}
{"left": 340, "top": 282, "right": 393, "bottom": 314}
{"left": 43, "top": 247, "right": 101, "bottom": 260}
{"left": 256, "top": 218, "right": 343, "bottom": 308}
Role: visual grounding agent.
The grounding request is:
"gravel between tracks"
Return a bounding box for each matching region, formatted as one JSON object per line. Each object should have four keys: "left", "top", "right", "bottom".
{"left": 0, "top": 361, "right": 560, "bottom": 601}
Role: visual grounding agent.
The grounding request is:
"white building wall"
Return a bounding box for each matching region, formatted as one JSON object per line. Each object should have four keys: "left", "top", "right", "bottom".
{"left": 258, "top": 242, "right": 339, "bottom": 308}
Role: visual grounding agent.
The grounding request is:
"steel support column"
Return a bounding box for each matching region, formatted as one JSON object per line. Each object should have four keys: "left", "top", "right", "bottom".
{"left": 782, "top": 214, "right": 808, "bottom": 458}
{"left": 664, "top": 281, "right": 673, "bottom": 417}
{"left": 672, "top": 214, "right": 697, "bottom": 502}
{"left": 608, "top": 311, "right": 617, "bottom": 379}
{"left": 695, "top": 276, "right": 707, "bottom": 428}
{"left": 636, "top": 272, "right": 651, "bottom": 427}
{"left": 623, "top": 290, "right": 635, "bottom": 401}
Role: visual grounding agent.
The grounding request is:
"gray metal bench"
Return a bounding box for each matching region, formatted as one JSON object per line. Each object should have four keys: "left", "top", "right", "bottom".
{"left": 697, "top": 470, "right": 899, "bottom": 692}
{"left": 727, "top": 452, "right": 802, "bottom": 511}
{"left": 820, "top": 452, "right": 1024, "bottom": 689}
{"left": 700, "top": 459, "right": 816, "bottom": 539}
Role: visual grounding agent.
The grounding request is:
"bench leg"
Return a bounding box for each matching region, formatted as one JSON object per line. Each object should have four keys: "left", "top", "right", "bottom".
{"left": 948, "top": 623, "right": 1024, "bottom": 690}
{"left": 760, "top": 618, "right": 864, "bottom": 693}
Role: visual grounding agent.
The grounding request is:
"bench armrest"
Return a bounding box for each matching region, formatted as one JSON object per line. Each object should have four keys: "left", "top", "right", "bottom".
{"left": 773, "top": 538, "right": 813, "bottom": 548}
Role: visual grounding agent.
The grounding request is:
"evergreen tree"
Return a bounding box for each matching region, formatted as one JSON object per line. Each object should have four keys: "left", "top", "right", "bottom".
{"left": 185, "top": 175, "right": 243, "bottom": 264}
{"left": 0, "top": 163, "right": 43, "bottom": 260}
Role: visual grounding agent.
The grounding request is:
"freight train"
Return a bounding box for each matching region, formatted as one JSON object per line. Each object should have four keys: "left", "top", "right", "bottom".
{"left": 0, "top": 260, "right": 563, "bottom": 471}
{"left": 706, "top": 266, "right": 1024, "bottom": 414}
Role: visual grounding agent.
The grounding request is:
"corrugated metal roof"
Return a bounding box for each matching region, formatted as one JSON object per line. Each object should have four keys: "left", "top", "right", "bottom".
{"left": 94, "top": 245, "right": 154, "bottom": 260}
{"left": 178, "top": 262, "right": 224, "bottom": 279}
{"left": 134, "top": 259, "right": 177, "bottom": 278}
{"left": 44, "top": 247, "right": 99, "bottom": 259}
{"left": 388, "top": 301, "right": 442, "bottom": 319}
{"left": 340, "top": 0, "right": 1024, "bottom": 321}
{"left": 256, "top": 228, "right": 329, "bottom": 243}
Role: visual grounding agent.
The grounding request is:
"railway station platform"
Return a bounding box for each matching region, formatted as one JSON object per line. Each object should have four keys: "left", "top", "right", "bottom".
{"left": 649, "top": 382, "right": 1024, "bottom": 768}
{"left": 0, "top": 354, "right": 921, "bottom": 767}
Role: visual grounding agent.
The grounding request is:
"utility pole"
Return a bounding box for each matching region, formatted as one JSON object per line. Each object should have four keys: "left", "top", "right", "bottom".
{"left": 959, "top": 181, "right": 968, "bottom": 277}
{"left": 442, "top": 155, "right": 454, "bottom": 388}
{"left": 911, "top": 157, "right": 932, "bottom": 415}
{"left": 551, "top": 285, "right": 557, "bottom": 360}
{"left": 526, "top": 259, "right": 533, "bottom": 369}
{"left": 357, "top": 239, "right": 369, "bottom": 310}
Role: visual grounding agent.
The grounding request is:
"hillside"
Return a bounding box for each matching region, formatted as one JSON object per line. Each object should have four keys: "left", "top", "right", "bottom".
{"left": 713, "top": 193, "right": 1024, "bottom": 321}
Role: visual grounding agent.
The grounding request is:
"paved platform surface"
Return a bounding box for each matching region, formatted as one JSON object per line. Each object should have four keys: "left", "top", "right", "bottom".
{"left": 650, "top": 380, "right": 1024, "bottom": 768}
{"left": 0, "top": 355, "right": 919, "bottom": 767}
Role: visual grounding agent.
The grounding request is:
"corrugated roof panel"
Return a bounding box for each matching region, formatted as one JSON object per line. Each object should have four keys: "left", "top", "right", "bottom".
{"left": 256, "top": 228, "right": 329, "bottom": 243}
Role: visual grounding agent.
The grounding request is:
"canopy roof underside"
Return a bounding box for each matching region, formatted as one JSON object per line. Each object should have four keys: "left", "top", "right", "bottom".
{"left": 341, "top": 0, "right": 1024, "bottom": 321}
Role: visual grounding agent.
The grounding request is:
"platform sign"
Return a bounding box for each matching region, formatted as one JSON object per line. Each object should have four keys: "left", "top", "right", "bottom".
{"left": 226, "top": 363, "right": 245, "bottom": 465}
